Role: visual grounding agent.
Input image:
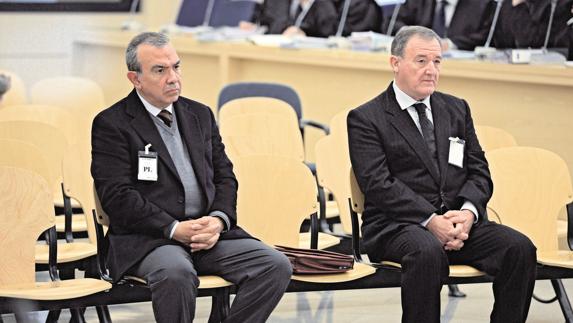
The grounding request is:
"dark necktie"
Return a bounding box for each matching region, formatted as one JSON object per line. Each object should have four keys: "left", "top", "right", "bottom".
{"left": 157, "top": 109, "right": 173, "bottom": 127}
{"left": 413, "top": 103, "right": 438, "bottom": 163}
{"left": 432, "top": 0, "right": 447, "bottom": 38}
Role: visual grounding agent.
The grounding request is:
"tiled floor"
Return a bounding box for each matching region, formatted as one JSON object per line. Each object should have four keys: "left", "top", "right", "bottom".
{"left": 2, "top": 279, "right": 570, "bottom": 322}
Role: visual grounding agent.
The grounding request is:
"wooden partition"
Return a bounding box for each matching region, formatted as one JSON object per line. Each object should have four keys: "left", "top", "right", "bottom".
{"left": 72, "top": 30, "right": 573, "bottom": 183}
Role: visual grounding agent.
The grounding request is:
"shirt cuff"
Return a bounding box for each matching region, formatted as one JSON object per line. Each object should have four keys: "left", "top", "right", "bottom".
{"left": 461, "top": 200, "right": 479, "bottom": 223}
{"left": 421, "top": 213, "right": 437, "bottom": 227}
{"left": 209, "top": 210, "right": 230, "bottom": 232}
{"left": 168, "top": 220, "right": 179, "bottom": 239}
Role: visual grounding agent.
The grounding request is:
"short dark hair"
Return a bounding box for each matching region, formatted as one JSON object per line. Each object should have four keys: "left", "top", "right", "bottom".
{"left": 126, "top": 32, "right": 170, "bottom": 72}
{"left": 391, "top": 26, "right": 441, "bottom": 57}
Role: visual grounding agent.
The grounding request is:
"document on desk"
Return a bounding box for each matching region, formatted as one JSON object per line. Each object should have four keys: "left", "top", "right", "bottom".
{"left": 443, "top": 50, "right": 476, "bottom": 60}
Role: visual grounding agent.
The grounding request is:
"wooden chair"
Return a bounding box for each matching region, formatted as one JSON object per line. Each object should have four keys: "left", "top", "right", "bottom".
{"left": 219, "top": 98, "right": 340, "bottom": 249}
{"left": 474, "top": 125, "right": 517, "bottom": 152}
{"left": 92, "top": 181, "right": 233, "bottom": 322}
{"left": 0, "top": 117, "right": 86, "bottom": 235}
{"left": 30, "top": 76, "right": 105, "bottom": 125}
{"left": 233, "top": 154, "right": 375, "bottom": 283}
{"left": 349, "top": 168, "right": 485, "bottom": 279}
{"left": 487, "top": 146, "right": 573, "bottom": 320}
{"left": 0, "top": 166, "right": 111, "bottom": 320}
{"left": 0, "top": 70, "right": 27, "bottom": 108}
{"left": 0, "top": 134, "right": 97, "bottom": 270}
{"left": 314, "top": 109, "right": 354, "bottom": 236}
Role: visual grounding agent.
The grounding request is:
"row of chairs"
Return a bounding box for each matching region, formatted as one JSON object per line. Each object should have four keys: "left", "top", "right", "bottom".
{"left": 2, "top": 74, "right": 572, "bottom": 321}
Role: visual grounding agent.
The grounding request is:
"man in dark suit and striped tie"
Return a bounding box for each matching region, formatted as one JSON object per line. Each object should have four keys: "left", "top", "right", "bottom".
{"left": 347, "top": 26, "right": 537, "bottom": 323}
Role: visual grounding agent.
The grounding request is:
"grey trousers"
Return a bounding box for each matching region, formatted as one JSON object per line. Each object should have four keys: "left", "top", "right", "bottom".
{"left": 129, "top": 239, "right": 292, "bottom": 323}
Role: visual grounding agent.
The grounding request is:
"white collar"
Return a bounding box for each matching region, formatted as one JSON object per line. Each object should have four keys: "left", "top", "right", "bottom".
{"left": 392, "top": 82, "right": 432, "bottom": 111}
{"left": 136, "top": 91, "right": 174, "bottom": 117}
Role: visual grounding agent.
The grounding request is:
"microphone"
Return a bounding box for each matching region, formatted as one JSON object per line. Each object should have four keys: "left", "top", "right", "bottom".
{"left": 568, "top": 17, "right": 573, "bottom": 61}
{"left": 335, "top": 0, "right": 352, "bottom": 37}
{"left": 475, "top": 0, "right": 504, "bottom": 56}
{"left": 542, "top": 0, "right": 558, "bottom": 51}
{"left": 386, "top": 3, "right": 402, "bottom": 36}
{"left": 121, "top": 0, "right": 144, "bottom": 31}
{"left": 203, "top": 0, "right": 217, "bottom": 27}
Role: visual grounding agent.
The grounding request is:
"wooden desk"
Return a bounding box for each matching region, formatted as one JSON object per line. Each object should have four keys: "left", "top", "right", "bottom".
{"left": 73, "top": 30, "right": 573, "bottom": 184}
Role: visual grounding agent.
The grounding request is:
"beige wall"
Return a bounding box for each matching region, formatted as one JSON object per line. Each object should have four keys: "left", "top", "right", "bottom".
{"left": 0, "top": 0, "right": 181, "bottom": 97}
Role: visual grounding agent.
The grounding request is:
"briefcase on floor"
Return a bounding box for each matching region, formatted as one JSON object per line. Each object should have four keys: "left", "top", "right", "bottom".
{"left": 275, "top": 245, "right": 354, "bottom": 274}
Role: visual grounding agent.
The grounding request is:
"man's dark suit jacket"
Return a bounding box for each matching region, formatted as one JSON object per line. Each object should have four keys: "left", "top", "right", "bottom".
{"left": 258, "top": 0, "right": 338, "bottom": 37}
{"left": 493, "top": 0, "right": 573, "bottom": 49}
{"left": 347, "top": 83, "right": 493, "bottom": 262}
{"left": 392, "top": 0, "right": 495, "bottom": 50}
{"left": 91, "top": 89, "right": 251, "bottom": 281}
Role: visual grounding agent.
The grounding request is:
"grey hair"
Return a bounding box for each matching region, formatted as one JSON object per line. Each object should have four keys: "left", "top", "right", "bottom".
{"left": 126, "top": 32, "right": 170, "bottom": 72}
{"left": 391, "top": 26, "right": 441, "bottom": 57}
{"left": 0, "top": 74, "right": 11, "bottom": 96}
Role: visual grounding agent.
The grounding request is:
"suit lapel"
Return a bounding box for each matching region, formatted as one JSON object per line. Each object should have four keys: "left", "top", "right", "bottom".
{"left": 430, "top": 94, "right": 451, "bottom": 187}
{"left": 126, "top": 90, "right": 179, "bottom": 180}
{"left": 385, "top": 87, "right": 441, "bottom": 184}
{"left": 175, "top": 101, "right": 208, "bottom": 202}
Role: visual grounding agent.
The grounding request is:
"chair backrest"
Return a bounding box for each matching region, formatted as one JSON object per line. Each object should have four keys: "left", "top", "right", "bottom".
{"left": 0, "top": 166, "right": 54, "bottom": 286}
{"left": 349, "top": 168, "right": 365, "bottom": 215}
{"left": 93, "top": 184, "right": 110, "bottom": 227}
{"left": 0, "top": 120, "right": 68, "bottom": 195}
{"left": 30, "top": 76, "right": 105, "bottom": 142}
{"left": 219, "top": 97, "right": 304, "bottom": 161}
{"left": 62, "top": 143, "right": 99, "bottom": 243}
{"left": 487, "top": 147, "right": 573, "bottom": 253}
{"left": 314, "top": 109, "right": 353, "bottom": 234}
{"left": 218, "top": 82, "right": 303, "bottom": 121}
{"left": 475, "top": 125, "right": 517, "bottom": 152}
{"left": 233, "top": 155, "right": 318, "bottom": 248}
{"left": 0, "top": 104, "right": 81, "bottom": 146}
{"left": 0, "top": 139, "right": 53, "bottom": 186}
{"left": 0, "top": 70, "right": 27, "bottom": 108}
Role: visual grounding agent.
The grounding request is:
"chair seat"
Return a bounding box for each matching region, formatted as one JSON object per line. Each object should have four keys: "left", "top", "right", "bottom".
{"left": 291, "top": 262, "right": 376, "bottom": 283}
{"left": 538, "top": 250, "right": 573, "bottom": 269}
{"left": 124, "top": 275, "right": 233, "bottom": 289}
{"left": 55, "top": 214, "right": 87, "bottom": 232}
{"left": 299, "top": 232, "right": 340, "bottom": 250}
{"left": 35, "top": 242, "right": 97, "bottom": 264}
{"left": 381, "top": 261, "right": 484, "bottom": 277}
{"left": 0, "top": 278, "right": 111, "bottom": 300}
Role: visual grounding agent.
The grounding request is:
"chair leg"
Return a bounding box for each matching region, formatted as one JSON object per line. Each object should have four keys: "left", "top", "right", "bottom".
{"left": 96, "top": 305, "right": 112, "bottom": 323}
{"left": 70, "top": 308, "right": 86, "bottom": 323}
{"left": 447, "top": 284, "right": 466, "bottom": 298}
{"left": 551, "top": 279, "right": 573, "bottom": 323}
{"left": 208, "top": 288, "right": 231, "bottom": 323}
{"left": 46, "top": 309, "right": 61, "bottom": 323}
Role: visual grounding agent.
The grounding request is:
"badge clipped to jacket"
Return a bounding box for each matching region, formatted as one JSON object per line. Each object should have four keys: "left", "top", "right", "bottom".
{"left": 138, "top": 143, "right": 158, "bottom": 181}
{"left": 448, "top": 137, "right": 465, "bottom": 168}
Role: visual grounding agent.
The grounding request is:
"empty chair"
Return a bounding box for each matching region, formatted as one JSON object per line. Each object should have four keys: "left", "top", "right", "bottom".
{"left": 30, "top": 76, "right": 106, "bottom": 144}
{"left": 233, "top": 154, "right": 375, "bottom": 283}
{"left": 475, "top": 125, "right": 518, "bottom": 152}
{"left": 487, "top": 146, "right": 573, "bottom": 319}
{"left": 0, "top": 70, "right": 27, "bottom": 108}
{"left": 0, "top": 166, "right": 111, "bottom": 319}
{"left": 218, "top": 82, "right": 330, "bottom": 171}
{"left": 220, "top": 98, "right": 339, "bottom": 249}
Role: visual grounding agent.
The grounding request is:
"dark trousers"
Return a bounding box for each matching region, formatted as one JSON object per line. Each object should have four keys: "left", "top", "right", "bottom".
{"left": 130, "top": 239, "right": 292, "bottom": 323}
{"left": 379, "top": 220, "right": 537, "bottom": 323}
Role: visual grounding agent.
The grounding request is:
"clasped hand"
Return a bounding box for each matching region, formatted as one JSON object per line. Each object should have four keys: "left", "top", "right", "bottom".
{"left": 427, "top": 210, "right": 475, "bottom": 251}
{"left": 172, "top": 216, "right": 224, "bottom": 252}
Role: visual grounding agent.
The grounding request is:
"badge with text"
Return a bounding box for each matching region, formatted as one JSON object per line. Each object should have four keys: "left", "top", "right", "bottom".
{"left": 138, "top": 144, "right": 158, "bottom": 181}
{"left": 448, "top": 137, "right": 465, "bottom": 168}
